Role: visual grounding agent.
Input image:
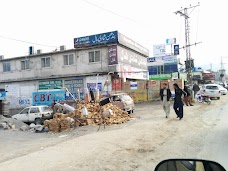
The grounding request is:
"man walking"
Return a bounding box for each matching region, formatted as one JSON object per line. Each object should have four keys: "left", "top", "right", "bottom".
{"left": 160, "top": 83, "right": 172, "bottom": 118}
{"left": 193, "top": 82, "right": 200, "bottom": 98}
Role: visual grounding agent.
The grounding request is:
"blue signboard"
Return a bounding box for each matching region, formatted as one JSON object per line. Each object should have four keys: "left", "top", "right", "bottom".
{"left": 32, "top": 91, "right": 65, "bottom": 106}
{"left": 64, "top": 78, "right": 84, "bottom": 93}
{"left": 174, "top": 45, "right": 179, "bottom": 55}
{"left": 87, "top": 83, "right": 102, "bottom": 91}
{"left": 147, "top": 57, "right": 156, "bottom": 63}
{"left": 193, "top": 67, "right": 203, "bottom": 72}
{"left": 74, "top": 31, "right": 118, "bottom": 48}
{"left": 192, "top": 75, "right": 201, "bottom": 80}
{"left": 0, "top": 90, "right": 6, "bottom": 100}
{"left": 65, "top": 92, "right": 84, "bottom": 100}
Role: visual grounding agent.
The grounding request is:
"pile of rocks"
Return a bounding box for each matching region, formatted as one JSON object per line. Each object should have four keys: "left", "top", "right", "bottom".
{"left": 0, "top": 115, "right": 29, "bottom": 131}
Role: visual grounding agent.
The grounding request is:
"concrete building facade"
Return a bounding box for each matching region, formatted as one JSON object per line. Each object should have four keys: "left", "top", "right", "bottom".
{"left": 0, "top": 31, "right": 149, "bottom": 115}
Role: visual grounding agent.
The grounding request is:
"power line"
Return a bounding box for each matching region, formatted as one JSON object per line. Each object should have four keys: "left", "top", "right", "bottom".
{"left": 0, "top": 35, "right": 58, "bottom": 48}
{"left": 80, "top": 0, "right": 137, "bottom": 23}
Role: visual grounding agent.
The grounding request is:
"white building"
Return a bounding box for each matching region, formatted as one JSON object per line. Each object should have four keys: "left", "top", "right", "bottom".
{"left": 0, "top": 31, "right": 149, "bottom": 115}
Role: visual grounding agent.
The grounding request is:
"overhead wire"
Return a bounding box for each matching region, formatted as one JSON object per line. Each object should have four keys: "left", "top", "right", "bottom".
{"left": 80, "top": 0, "right": 137, "bottom": 24}
{"left": 0, "top": 35, "right": 58, "bottom": 48}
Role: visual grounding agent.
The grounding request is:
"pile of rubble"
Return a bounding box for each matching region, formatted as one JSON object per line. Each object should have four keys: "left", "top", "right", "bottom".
{"left": 44, "top": 103, "right": 130, "bottom": 133}
{"left": 0, "top": 115, "right": 29, "bottom": 131}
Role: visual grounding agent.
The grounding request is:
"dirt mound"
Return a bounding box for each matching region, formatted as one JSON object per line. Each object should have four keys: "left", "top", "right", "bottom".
{"left": 0, "top": 115, "right": 29, "bottom": 130}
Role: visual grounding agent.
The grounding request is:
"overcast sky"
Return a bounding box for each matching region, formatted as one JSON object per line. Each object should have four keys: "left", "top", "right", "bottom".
{"left": 0, "top": 0, "right": 227, "bottom": 71}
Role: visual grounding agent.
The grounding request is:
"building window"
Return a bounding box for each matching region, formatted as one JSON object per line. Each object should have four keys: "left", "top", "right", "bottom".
{"left": 41, "top": 57, "right": 51, "bottom": 68}
{"left": 159, "top": 65, "right": 164, "bottom": 74}
{"left": 63, "top": 54, "right": 74, "bottom": 66}
{"left": 21, "top": 59, "right": 30, "bottom": 70}
{"left": 164, "top": 64, "right": 178, "bottom": 74}
{"left": 3, "top": 62, "right": 11, "bottom": 72}
{"left": 89, "top": 50, "right": 101, "bottom": 63}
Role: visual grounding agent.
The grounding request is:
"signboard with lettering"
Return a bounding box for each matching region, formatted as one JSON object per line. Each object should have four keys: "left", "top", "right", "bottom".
{"left": 38, "top": 80, "right": 62, "bottom": 90}
{"left": 64, "top": 78, "right": 84, "bottom": 93}
{"left": 130, "top": 82, "right": 138, "bottom": 90}
{"left": 147, "top": 57, "right": 163, "bottom": 63}
{"left": 153, "top": 44, "right": 166, "bottom": 57}
{"left": 0, "top": 89, "right": 6, "bottom": 100}
{"left": 162, "top": 55, "right": 177, "bottom": 64}
{"left": 119, "top": 64, "right": 147, "bottom": 80}
{"left": 118, "top": 32, "right": 149, "bottom": 56}
{"left": 166, "top": 38, "right": 176, "bottom": 45}
{"left": 118, "top": 46, "right": 147, "bottom": 69}
{"left": 32, "top": 91, "right": 65, "bottom": 106}
{"left": 112, "top": 78, "right": 122, "bottom": 91}
{"left": 74, "top": 31, "right": 118, "bottom": 48}
{"left": 87, "top": 83, "right": 102, "bottom": 91}
{"left": 149, "top": 74, "right": 172, "bottom": 80}
{"left": 108, "top": 45, "right": 118, "bottom": 65}
{"left": 65, "top": 93, "right": 84, "bottom": 100}
{"left": 74, "top": 31, "right": 149, "bottom": 56}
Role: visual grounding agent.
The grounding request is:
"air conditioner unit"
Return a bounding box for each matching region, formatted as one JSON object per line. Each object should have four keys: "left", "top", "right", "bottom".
{"left": 37, "top": 49, "right": 42, "bottom": 54}
{"left": 0, "top": 55, "right": 4, "bottom": 60}
{"left": 60, "top": 45, "right": 66, "bottom": 51}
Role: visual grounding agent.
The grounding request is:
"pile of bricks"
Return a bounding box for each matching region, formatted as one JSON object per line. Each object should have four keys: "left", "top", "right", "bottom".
{"left": 44, "top": 102, "right": 130, "bottom": 133}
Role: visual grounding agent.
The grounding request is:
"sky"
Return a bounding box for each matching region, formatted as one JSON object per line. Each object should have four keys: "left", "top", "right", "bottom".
{"left": 0, "top": 0, "right": 227, "bottom": 71}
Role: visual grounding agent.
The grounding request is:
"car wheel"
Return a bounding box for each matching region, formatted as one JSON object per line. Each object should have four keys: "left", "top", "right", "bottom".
{"left": 35, "top": 118, "right": 42, "bottom": 125}
{"left": 128, "top": 110, "right": 132, "bottom": 114}
{"left": 131, "top": 110, "right": 134, "bottom": 114}
{"left": 217, "top": 97, "right": 220, "bottom": 100}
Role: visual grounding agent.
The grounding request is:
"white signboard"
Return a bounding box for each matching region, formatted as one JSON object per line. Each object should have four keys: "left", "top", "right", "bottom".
{"left": 166, "top": 38, "right": 176, "bottom": 45}
{"left": 5, "top": 84, "right": 20, "bottom": 96}
{"left": 118, "top": 46, "right": 147, "bottom": 68}
{"left": 162, "top": 55, "right": 177, "bottom": 64}
{"left": 118, "top": 64, "right": 147, "bottom": 80}
{"left": 153, "top": 44, "right": 166, "bottom": 57}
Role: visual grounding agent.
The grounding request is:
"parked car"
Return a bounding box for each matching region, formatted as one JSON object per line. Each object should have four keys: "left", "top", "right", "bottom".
{"left": 219, "top": 82, "right": 228, "bottom": 90}
{"left": 200, "top": 84, "right": 222, "bottom": 99}
{"left": 12, "top": 105, "right": 53, "bottom": 125}
{"left": 109, "top": 93, "right": 134, "bottom": 114}
{"left": 218, "top": 85, "right": 227, "bottom": 95}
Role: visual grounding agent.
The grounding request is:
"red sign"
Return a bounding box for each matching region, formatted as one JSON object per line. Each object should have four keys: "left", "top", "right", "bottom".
{"left": 112, "top": 78, "right": 122, "bottom": 91}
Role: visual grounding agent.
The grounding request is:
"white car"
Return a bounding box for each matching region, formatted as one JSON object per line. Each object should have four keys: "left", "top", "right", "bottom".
{"left": 218, "top": 85, "right": 227, "bottom": 95}
{"left": 200, "top": 84, "right": 222, "bottom": 99}
{"left": 12, "top": 105, "right": 53, "bottom": 125}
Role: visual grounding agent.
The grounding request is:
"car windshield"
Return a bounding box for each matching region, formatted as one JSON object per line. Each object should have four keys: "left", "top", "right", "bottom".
{"left": 206, "top": 86, "right": 219, "bottom": 90}
{"left": 20, "top": 108, "right": 29, "bottom": 114}
{"left": 120, "top": 94, "right": 132, "bottom": 101}
{"left": 218, "top": 85, "right": 224, "bottom": 89}
{"left": 41, "top": 106, "right": 52, "bottom": 112}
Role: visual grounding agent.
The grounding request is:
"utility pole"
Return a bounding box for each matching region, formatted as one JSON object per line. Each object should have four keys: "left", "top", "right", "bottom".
{"left": 174, "top": 3, "right": 201, "bottom": 87}
{"left": 220, "top": 57, "right": 227, "bottom": 82}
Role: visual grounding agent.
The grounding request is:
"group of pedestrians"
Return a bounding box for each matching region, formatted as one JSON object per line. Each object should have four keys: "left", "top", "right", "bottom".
{"left": 160, "top": 82, "right": 198, "bottom": 120}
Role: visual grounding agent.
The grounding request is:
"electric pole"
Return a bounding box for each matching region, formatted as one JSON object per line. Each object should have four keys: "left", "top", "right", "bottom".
{"left": 174, "top": 3, "right": 201, "bottom": 86}
{"left": 220, "top": 57, "right": 227, "bottom": 82}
